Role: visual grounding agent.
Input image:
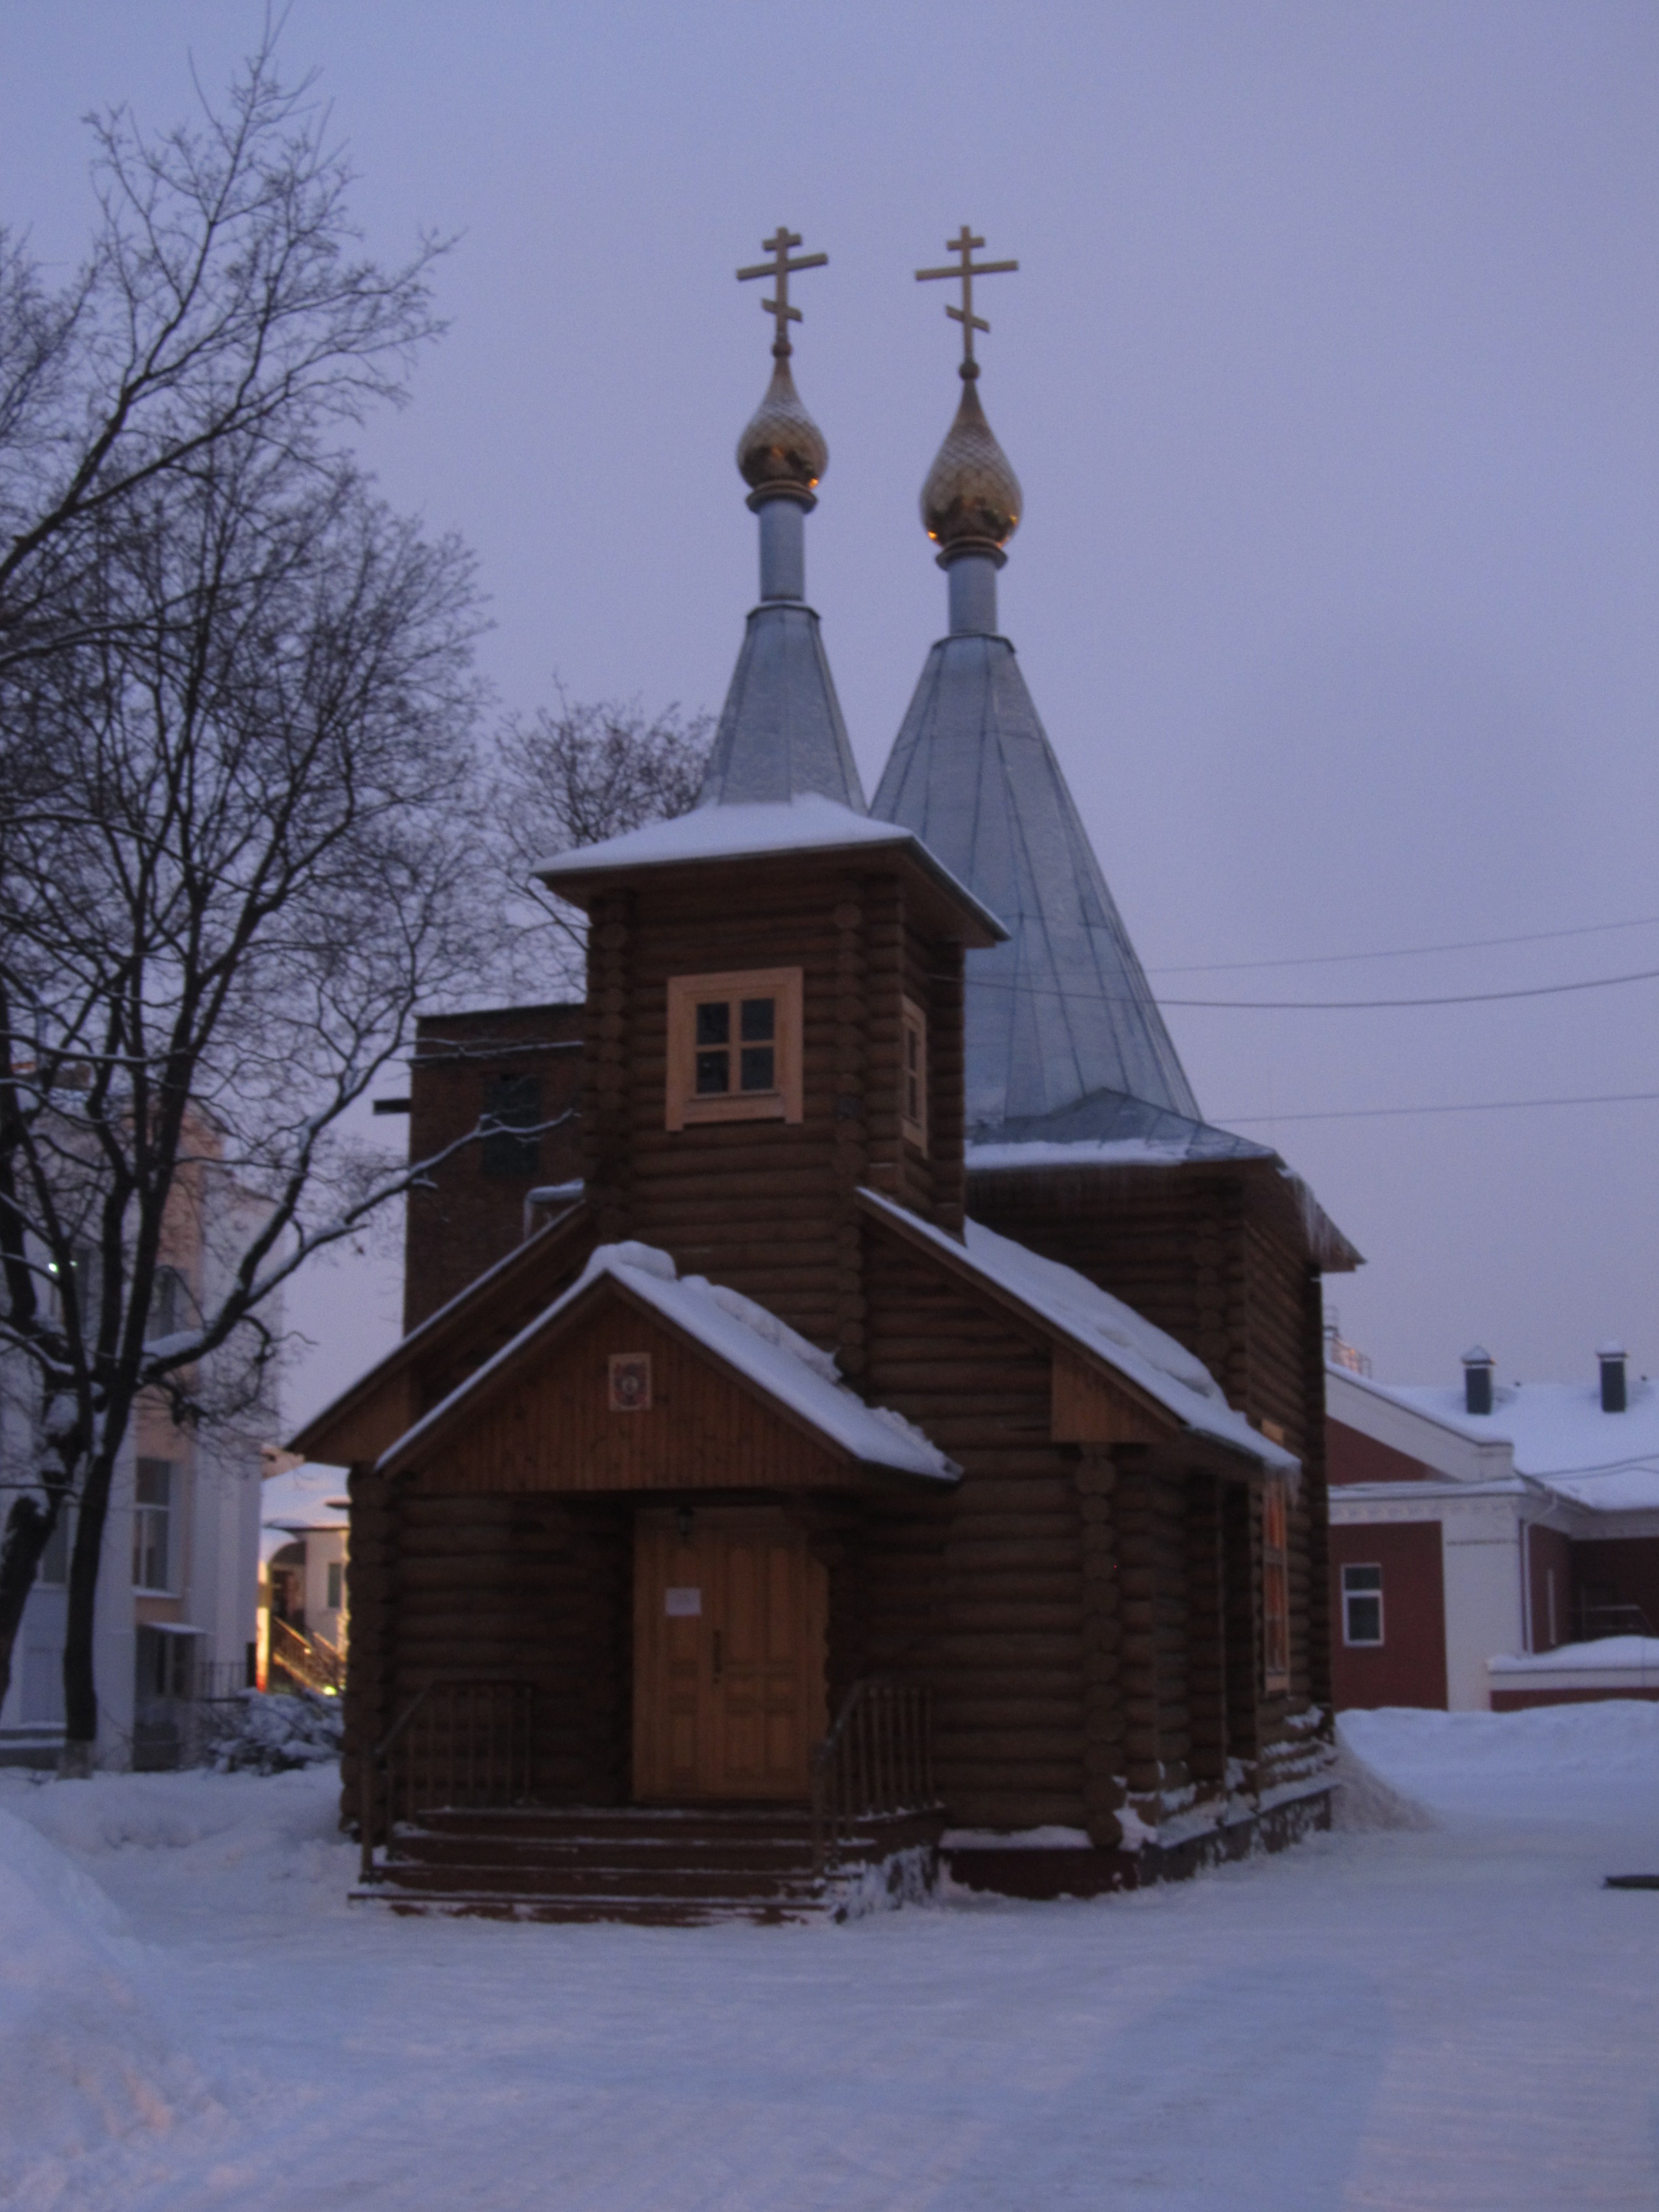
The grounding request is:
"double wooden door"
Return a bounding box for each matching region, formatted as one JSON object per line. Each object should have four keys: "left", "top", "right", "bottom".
{"left": 633, "top": 1508, "right": 827, "bottom": 1801}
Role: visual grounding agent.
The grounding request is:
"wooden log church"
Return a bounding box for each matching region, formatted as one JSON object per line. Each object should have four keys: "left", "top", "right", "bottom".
{"left": 295, "top": 229, "right": 1359, "bottom": 1921}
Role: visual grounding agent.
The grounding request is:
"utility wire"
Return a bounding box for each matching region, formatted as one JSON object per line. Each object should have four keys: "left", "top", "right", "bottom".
{"left": 962, "top": 964, "right": 1659, "bottom": 1011}
{"left": 1217, "top": 1088, "right": 1659, "bottom": 1125}
{"left": 1146, "top": 910, "right": 1659, "bottom": 976}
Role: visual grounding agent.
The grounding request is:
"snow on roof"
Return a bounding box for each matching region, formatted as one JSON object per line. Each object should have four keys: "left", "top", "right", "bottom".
{"left": 531, "top": 794, "right": 1005, "bottom": 938}
{"left": 1334, "top": 1366, "right": 1659, "bottom": 1513}
{"left": 383, "top": 1240, "right": 958, "bottom": 1483}
{"left": 859, "top": 1191, "right": 1296, "bottom": 1474}
{"left": 261, "top": 1463, "right": 349, "bottom": 1533}
{"left": 1489, "top": 1636, "right": 1659, "bottom": 1676}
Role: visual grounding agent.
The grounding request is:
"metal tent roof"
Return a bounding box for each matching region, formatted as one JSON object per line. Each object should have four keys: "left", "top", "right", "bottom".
{"left": 872, "top": 630, "right": 1201, "bottom": 1133}
{"left": 697, "top": 601, "right": 867, "bottom": 812}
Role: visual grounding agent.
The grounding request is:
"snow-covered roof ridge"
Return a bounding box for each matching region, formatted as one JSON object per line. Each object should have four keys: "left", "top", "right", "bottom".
{"left": 531, "top": 792, "right": 1005, "bottom": 940}
{"left": 858, "top": 1190, "right": 1297, "bottom": 1474}
{"left": 1330, "top": 1362, "right": 1659, "bottom": 1512}
{"left": 380, "top": 1239, "right": 958, "bottom": 1484}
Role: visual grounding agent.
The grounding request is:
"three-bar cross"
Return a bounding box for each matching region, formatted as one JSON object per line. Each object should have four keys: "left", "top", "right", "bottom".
{"left": 915, "top": 226, "right": 1018, "bottom": 369}
{"left": 737, "top": 227, "right": 828, "bottom": 357}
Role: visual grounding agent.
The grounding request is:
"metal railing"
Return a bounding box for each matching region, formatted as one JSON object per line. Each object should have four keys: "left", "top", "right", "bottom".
{"left": 809, "top": 1679, "right": 936, "bottom": 1879}
{"left": 358, "top": 1678, "right": 536, "bottom": 1885}
{"left": 269, "top": 1617, "right": 346, "bottom": 1694}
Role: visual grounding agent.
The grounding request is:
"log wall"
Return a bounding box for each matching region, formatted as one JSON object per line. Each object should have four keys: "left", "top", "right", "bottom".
{"left": 966, "top": 1155, "right": 1338, "bottom": 1772}
{"left": 592, "top": 858, "right": 968, "bottom": 1361}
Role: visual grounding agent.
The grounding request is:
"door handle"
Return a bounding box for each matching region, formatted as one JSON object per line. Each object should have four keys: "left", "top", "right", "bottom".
{"left": 712, "top": 1630, "right": 723, "bottom": 1683}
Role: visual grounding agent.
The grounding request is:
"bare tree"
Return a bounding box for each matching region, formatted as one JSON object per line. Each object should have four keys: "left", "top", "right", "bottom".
{"left": 0, "top": 34, "right": 442, "bottom": 680}
{"left": 492, "top": 690, "right": 713, "bottom": 990}
{"left": 0, "top": 39, "right": 489, "bottom": 1768}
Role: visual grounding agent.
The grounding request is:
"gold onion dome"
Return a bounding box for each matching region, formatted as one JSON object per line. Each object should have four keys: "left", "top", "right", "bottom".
{"left": 921, "top": 368, "right": 1021, "bottom": 555}
{"left": 737, "top": 354, "right": 828, "bottom": 502}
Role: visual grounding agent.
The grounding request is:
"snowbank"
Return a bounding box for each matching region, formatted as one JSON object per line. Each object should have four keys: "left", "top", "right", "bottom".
{"left": 1, "top": 1759, "right": 345, "bottom": 1872}
{"left": 0, "top": 1802, "right": 211, "bottom": 2203}
{"left": 1329, "top": 1723, "right": 1437, "bottom": 1831}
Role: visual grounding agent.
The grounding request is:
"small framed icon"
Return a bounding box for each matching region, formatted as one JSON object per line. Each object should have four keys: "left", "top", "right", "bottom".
{"left": 608, "top": 1352, "right": 652, "bottom": 1412}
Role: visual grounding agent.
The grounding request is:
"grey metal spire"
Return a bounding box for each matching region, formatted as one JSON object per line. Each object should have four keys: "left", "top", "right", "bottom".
{"left": 873, "top": 244, "right": 1199, "bottom": 1130}
{"left": 696, "top": 228, "right": 866, "bottom": 813}
{"left": 875, "top": 634, "right": 1201, "bottom": 1130}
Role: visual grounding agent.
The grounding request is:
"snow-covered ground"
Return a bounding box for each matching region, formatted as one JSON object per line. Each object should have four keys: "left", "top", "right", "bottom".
{"left": 4, "top": 1704, "right": 1658, "bottom": 2211}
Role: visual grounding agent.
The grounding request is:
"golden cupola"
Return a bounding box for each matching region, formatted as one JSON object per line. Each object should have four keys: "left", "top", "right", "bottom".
{"left": 736, "top": 354, "right": 828, "bottom": 507}
{"left": 921, "top": 366, "right": 1021, "bottom": 559}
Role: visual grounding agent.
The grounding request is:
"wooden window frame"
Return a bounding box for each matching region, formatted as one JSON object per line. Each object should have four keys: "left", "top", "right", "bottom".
{"left": 900, "top": 995, "right": 928, "bottom": 1152}
{"left": 665, "top": 968, "right": 803, "bottom": 1130}
{"left": 1341, "top": 1562, "right": 1384, "bottom": 1647}
{"left": 1261, "top": 1475, "right": 1291, "bottom": 1694}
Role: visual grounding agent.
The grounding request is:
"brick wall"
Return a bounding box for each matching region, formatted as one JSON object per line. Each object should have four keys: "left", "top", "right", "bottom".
{"left": 403, "top": 1003, "right": 586, "bottom": 1329}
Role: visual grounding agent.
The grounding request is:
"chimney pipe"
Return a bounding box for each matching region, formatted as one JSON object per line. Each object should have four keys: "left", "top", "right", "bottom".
{"left": 1462, "top": 1346, "right": 1495, "bottom": 1417}
{"left": 1598, "top": 1342, "right": 1627, "bottom": 1414}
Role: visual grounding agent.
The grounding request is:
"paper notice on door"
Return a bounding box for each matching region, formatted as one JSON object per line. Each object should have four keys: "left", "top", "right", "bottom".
{"left": 664, "top": 1587, "right": 702, "bottom": 1618}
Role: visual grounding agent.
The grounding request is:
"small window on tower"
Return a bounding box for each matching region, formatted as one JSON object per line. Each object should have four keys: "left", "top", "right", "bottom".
{"left": 1342, "top": 1563, "right": 1384, "bottom": 1646}
{"left": 666, "top": 969, "right": 802, "bottom": 1129}
{"left": 900, "top": 997, "right": 928, "bottom": 1152}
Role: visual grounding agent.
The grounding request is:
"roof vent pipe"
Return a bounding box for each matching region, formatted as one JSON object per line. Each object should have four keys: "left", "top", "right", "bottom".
{"left": 1462, "top": 1346, "right": 1495, "bottom": 1417}
{"left": 1598, "top": 1342, "right": 1627, "bottom": 1414}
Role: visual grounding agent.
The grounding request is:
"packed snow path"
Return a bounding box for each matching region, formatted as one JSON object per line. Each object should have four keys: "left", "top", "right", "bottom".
{"left": 4, "top": 1705, "right": 1658, "bottom": 2210}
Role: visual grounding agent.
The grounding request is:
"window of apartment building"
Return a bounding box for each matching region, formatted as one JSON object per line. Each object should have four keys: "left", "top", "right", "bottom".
{"left": 665, "top": 968, "right": 803, "bottom": 1130}
{"left": 326, "top": 1560, "right": 345, "bottom": 1612}
{"left": 1342, "top": 1562, "right": 1384, "bottom": 1646}
{"left": 145, "top": 1264, "right": 189, "bottom": 1342}
{"left": 481, "top": 1073, "right": 541, "bottom": 1177}
{"left": 900, "top": 998, "right": 928, "bottom": 1151}
{"left": 1262, "top": 1476, "right": 1291, "bottom": 1694}
{"left": 132, "top": 1458, "right": 177, "bottom": 1593}
{"left": 38, "top": 1505, "right": 72, "bottom": 1585}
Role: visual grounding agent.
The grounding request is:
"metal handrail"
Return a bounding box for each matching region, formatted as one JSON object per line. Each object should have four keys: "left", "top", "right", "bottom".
{"left": 270, "top": 1616, "right": 345, "bottom": 1694}
{"left": 809, "top": 1678, "right": 937, "bottom": 1880}
{"left": 357, "top": 1678, "right": 535, "bottom": 1885}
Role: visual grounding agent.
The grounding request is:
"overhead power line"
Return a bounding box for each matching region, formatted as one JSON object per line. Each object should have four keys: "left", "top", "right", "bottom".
{"left": 962, "top": 964, "right": 1659, "bottom": 1011}
{"left": 1146, "top": 910, "right": 1659, "bottom": 977}
{"left": 1217, "top": 1088, "right": 1659, "bottom": 1125}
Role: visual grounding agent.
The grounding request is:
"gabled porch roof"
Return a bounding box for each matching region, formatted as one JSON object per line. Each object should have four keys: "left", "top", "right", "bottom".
{"left": 289, "top": 1198, "right": 594, "bottom": 1468}
{"left": 858, "top": 1190, "right": 1299, "bottom": 1475}
{"left": 376, "top": 1240, "right": 960, "bottom": 1486}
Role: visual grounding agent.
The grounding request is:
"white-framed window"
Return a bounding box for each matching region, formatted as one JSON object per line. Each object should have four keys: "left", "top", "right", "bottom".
{"left": 665, "top": 968, "right": 803, "bottom": 1130}
{"left": 1342, "top": 1562, "right": 1384, "bottom": 1646}
{"left": 900, "top": 997, "right": 928, "bottom": 1151}
{"left": 327, "top": 1560, "right": 345, "bottom": 1612}
{"left": 132, "top": 1458, "right": 176, "bottom": 1593}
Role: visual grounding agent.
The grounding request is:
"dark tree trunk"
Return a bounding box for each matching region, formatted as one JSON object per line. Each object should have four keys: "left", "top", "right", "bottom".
{"left": 60, "top": 1448, "right": 114, "bottom": 1773}
{"left": 0, "top": 1487, "right": 62, "bottom": 1715}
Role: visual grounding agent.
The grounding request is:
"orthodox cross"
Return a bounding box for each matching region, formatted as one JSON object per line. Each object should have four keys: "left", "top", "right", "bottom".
{"left": 915, "top": 226, "right": 1018, "bottom": 369}
{"left": 737, "top": 227, "right": 828, "bottom": 357}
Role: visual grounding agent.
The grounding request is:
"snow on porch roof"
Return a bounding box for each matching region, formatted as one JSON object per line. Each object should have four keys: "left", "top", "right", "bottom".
{"left": 531, "top": 793, "right": 1006, "bottom": 942}
{"left": 858, "top": 1190, "right": 1299, "bottom": 1476}
{"left": 377, "top": 1240, "right": 959, "bottom": 1484}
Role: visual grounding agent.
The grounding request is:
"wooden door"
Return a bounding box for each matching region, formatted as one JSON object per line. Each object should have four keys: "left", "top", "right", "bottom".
{"left": 633, "top": 1509, "right": 826, "bottom": 1801}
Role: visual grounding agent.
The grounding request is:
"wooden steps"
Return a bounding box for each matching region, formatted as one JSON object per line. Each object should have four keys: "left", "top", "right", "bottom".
{"left": 353, "top": 1804, "right": 945, "bottom": 1924}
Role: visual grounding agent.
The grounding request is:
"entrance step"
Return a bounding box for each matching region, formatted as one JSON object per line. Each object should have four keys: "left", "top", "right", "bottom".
{"left": 354, "top": 1804, "right": 945, "bottom": 1925}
